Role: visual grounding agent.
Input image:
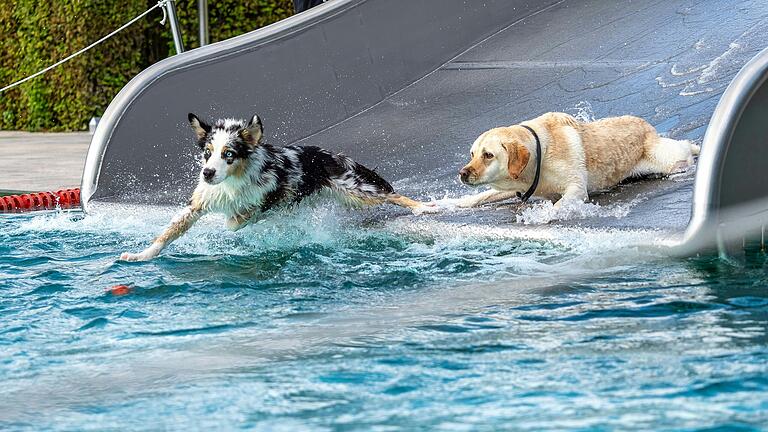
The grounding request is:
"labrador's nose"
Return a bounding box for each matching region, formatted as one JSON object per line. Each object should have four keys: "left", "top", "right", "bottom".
{"left": 459, "top": 167, "right": 470, "bottom": 183}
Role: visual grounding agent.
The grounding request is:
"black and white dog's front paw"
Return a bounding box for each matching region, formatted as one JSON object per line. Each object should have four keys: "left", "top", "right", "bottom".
{"left": 119, "top": 243, "right": 163, "bottom": 262}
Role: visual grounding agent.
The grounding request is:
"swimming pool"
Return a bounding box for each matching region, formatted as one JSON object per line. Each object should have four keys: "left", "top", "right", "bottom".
{"left": 1, "top": 200, "right": 766, "bottom": 430}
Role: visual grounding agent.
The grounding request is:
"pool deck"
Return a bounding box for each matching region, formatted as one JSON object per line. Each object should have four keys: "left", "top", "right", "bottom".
{"left": 0, "top": 131, "right": 90, "bottom": 193}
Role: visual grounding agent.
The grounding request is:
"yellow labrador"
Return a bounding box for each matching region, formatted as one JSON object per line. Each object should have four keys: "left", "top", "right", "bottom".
{"left": 457, "top": 112, "right": 699, "bottom": 208}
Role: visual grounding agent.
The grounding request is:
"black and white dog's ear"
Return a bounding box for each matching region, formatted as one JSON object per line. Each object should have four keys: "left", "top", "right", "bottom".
{"left": 188, "top": 113, "right": 211, "bottom": 140}
{"left": 241, "top": 114, "right": 263, "bottom": 145}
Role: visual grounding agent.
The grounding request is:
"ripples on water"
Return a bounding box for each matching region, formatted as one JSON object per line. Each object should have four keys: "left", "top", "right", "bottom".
{"left": 0, "top": 202, "right": 766, "bottom": 430}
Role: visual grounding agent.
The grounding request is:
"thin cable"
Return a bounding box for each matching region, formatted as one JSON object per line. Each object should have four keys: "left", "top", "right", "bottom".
{"left": 0, "top": 0, "right": 169, "bottom": 94}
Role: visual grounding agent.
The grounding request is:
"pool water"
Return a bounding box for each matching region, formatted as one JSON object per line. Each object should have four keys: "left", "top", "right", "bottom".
{"left": 1, "top": 202, "right": 767, "bottom": 430}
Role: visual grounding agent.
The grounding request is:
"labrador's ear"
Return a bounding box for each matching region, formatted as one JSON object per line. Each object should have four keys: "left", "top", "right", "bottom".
{"left": 188, "top": 113, "right": 211, "bottom": 140}
{"left": 505, "top": 142, "right": 530, "bottom": 180}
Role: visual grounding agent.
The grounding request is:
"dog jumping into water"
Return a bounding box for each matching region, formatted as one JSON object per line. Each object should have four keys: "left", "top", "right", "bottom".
{"left": 120, "top": 113, "right": 434, "bottom": 261}
{"left": 456, "top": 112, "right": 700, "bottom": 209}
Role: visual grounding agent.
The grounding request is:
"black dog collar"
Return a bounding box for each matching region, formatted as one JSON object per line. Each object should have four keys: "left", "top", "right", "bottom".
{"left": 516, "top": 124, "right": 542, "bottom": 203}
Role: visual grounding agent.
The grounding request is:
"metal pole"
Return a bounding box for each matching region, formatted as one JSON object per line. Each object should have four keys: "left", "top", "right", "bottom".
{"left": 165, "top": 0, "right": 185, "bottom": 54}
{"left": 198, "top": 0, "right": 209, "bottom": 47}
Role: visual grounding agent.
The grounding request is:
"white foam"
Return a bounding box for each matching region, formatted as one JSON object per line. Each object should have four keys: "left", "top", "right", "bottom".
{"left": 697, "top": 42, "right": 744, "bottom": 84}
{"left": 431, "top": 193, "right": 643, "bottom": 226}
{"left": 571, "top": 100, "right": 596, "bottom": 123}
{"left": 9, "top": 199, "right": 349, "bottom": 258}
{"left": 6, "top": 191, "right": 673, "bottom": 280}
{"left": 515, "top": 198, "right": 640, "bottom": 225}
{"left": 388, "top": 216, "right": 665, "bottom": 257}
{"left": 12, "top": 208, "right": 171, "bottom": 237}
{"left": 655, "top": 18, "right": 766, "bottom": 96}
{"left": 670, "top": 62, "right": 706, "bottom": 77}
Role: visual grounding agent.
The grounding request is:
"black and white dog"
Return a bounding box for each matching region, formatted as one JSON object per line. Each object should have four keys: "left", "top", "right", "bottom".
{"left": 120, "top": 113, "right": 434, "bottom": 261}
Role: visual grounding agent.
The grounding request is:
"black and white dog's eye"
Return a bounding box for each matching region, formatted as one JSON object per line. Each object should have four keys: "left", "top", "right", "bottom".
{"left": 224, "top": 150, "right": 235, "bottom": 159}
{"left": 203, "top": 149, "right": 212, "bottom": 159}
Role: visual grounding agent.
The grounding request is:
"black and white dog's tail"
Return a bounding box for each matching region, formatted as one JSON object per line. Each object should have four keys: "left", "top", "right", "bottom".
{"left": 300, "top": 147, "right": 429, "bottom": 212}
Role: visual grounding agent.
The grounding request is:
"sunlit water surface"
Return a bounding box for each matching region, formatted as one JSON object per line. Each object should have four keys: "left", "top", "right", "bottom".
{"left": 1, "top": 202, "right": 767, "bottom": 431}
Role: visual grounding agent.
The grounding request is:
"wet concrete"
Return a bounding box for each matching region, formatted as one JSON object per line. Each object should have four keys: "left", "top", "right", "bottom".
{"left": 0, "top": 131, "right": 90, "bottom": 192}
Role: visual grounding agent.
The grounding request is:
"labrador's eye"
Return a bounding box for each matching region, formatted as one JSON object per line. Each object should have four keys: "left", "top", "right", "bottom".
{"left": 470, "top": 152, "right": 474, "bottom": 158}
{"left": 203, "top": 149, "right": 212, "bottom": 160}
{"left": 483, "top": 152, "right": 494, "bottom": 159}
{"left": 224, "top": 150, "right": 236, "bottom": 159}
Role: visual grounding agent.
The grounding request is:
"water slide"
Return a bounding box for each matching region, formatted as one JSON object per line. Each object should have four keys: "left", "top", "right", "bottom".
{"left": 82, "top": 0, "right": 768, "bottom": 254}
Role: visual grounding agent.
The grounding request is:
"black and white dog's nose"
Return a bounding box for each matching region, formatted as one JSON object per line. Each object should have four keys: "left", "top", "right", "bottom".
{"left": 203, "top": 168, "right": 216, "bottom": 181}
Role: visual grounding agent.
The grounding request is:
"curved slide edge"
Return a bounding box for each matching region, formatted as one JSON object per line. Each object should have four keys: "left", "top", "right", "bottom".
{"left": 674, "top": 46, "right": 768, "bottom": 256}
{"left": 80, "top": 0, "right": 559, "bottom": 212}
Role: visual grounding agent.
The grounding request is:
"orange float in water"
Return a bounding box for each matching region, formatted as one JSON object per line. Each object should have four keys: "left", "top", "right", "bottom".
{"left": 109, "top": 285, "right": 132, "bottom": 296}
{"left": 0, "top": 188, "right": 80, "bottom": 213}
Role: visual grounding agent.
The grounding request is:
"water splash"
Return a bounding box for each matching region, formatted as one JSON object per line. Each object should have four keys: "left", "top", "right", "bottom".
{"left": 1, "top": 197, "right": 765, "bottom": 430}
{"left": 655, "top": 17, "right": 767, "bottom": 97}
{"left": 571, "top": 100, "right": 596, "bottom": 122}
{"left": 515, "top": 198, "right": 640, "bottom": 225}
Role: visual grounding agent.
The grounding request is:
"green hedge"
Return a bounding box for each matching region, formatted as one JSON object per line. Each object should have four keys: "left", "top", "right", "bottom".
{"left": 0, "top": 0, "right": 292, "bottom": 131}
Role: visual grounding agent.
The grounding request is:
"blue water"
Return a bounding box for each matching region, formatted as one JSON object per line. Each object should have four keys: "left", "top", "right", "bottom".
{"left": 1, "top": 203, "right": 767, "bottom": 431}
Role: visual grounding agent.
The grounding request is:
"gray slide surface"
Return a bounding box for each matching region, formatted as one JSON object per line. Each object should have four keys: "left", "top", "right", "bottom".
{"left": 678, "top": 43, "right": 768, "bottom": 255}
{"left": 82, "top": 0, "right": 768, "bottom": 250}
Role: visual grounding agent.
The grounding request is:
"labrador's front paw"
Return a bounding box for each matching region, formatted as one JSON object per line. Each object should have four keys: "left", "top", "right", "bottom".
{"left": 411, "top": 202, "right": 439, "bottom": 215}
{"left": 455, "top": 197, "right": 481, "bottom": 208}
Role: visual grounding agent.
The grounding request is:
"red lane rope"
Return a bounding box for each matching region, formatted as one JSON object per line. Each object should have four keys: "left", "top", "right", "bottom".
{"left": 0, "top": 188, "right": 80, "bottom": 213}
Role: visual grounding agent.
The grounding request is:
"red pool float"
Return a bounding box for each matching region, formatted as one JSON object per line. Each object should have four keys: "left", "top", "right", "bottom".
{"left": 0, "top": 188, "right": 80, "bottom": 213}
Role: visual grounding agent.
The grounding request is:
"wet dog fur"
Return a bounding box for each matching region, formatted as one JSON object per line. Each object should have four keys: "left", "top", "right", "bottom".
{"left": 457, "top": 112, "right": 700, "bottom": 209}
{"left": 120, "top": 113, "right": 433, "bottom": 261}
